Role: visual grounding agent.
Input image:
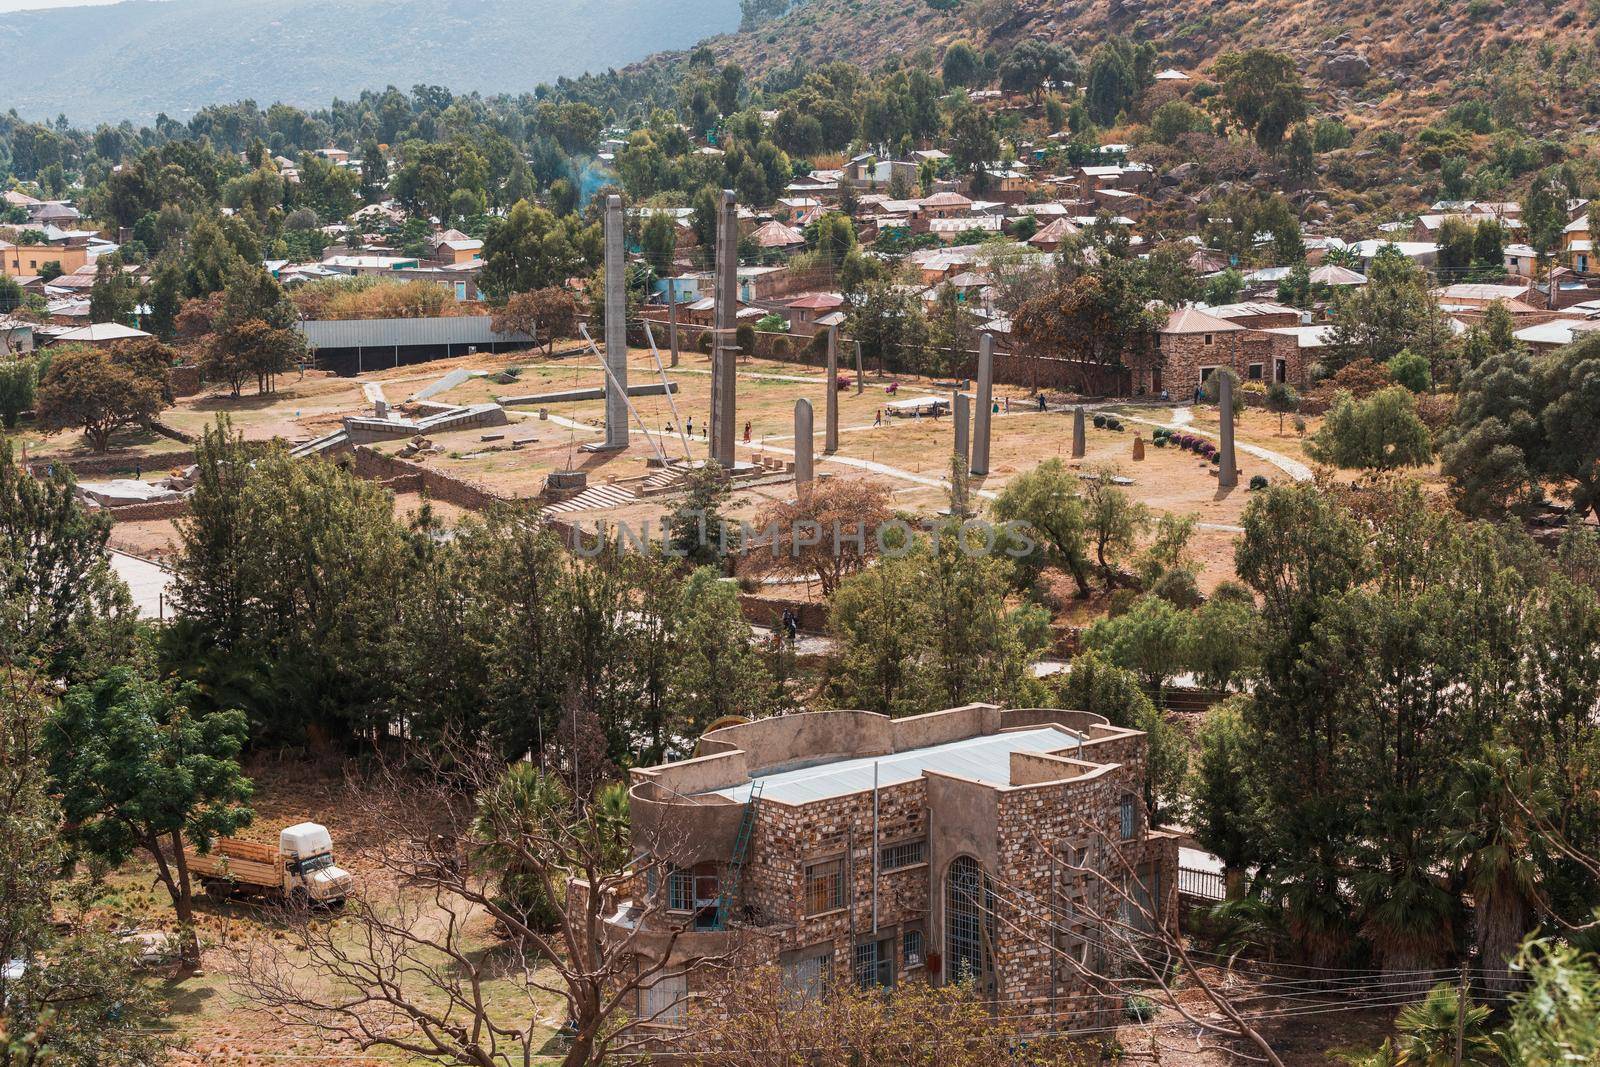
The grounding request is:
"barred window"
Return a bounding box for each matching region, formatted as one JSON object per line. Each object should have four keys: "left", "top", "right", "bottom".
{"left": 804, "top": 858, "right": 845, "bottom": 915}
{"left": 1119, "top": 795, "right": 1137, "bottom": 841}
{"left": 902, "top": 928, "right": 924, "bottom": 969}
{"left": 855, "top": 937, "right": 893, "bottom": 989}
{"left": 878, "top": 839, "right": 926, "bottom": 872}
{"left": 782, "top": 948, "right": 834, "bottom": 1002}
{"left": 945, "top": 856, "right": 993, "bottom": 985}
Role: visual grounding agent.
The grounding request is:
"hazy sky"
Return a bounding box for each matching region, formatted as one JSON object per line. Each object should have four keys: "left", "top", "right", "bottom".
{"left": 0, "top": 0, "right": 124, "bottom": 11}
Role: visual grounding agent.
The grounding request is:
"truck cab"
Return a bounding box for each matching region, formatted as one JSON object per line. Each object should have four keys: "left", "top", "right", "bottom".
{"left": 279, "top": 823, "right": 354, "bottom": 904}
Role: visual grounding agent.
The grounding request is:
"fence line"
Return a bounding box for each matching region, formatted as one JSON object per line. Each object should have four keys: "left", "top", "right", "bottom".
{"left": 1177, "top": 863, "right": 1226, "bottom": 902}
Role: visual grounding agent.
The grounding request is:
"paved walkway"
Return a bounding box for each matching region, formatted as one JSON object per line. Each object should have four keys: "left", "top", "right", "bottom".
{"left": 109, "top": 551, "right": 173, "bottom": 621}
{"left": 748, "top": 438, "right": 986, "bottom": 497}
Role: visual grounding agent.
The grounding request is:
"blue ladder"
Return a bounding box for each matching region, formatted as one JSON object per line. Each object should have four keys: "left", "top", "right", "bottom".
{"left": 712, "top": 781, "right": 763, "bottom": 930}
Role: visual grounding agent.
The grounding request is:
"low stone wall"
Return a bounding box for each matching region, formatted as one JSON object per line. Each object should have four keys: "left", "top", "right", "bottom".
{"left": 351, "top": 446, "right": 507, "bottom": 512}
{"left": 737, "top": 593, "right": 827, "bottom": 633}
{"left": 34, "top": 452, "right": 182, "bottom": 479}
{"left": 375, "top": 473, "right": 425, "bottom": 494}
{"left": 965, "top": 349, "right": 1133, "bottom": 395}
{"left": 147, "top": 419, "right": 196, "bottom": 445}
{"left": 738, "top": 332, "right": 1135, "bottom": 395}
{"left": 103, "top": 498, "right": 191, "bottom": 523}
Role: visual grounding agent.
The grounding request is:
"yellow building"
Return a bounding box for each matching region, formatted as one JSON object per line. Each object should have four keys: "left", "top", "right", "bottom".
{"left": 1562, "top": 217, "right": 1593, "bottom": 274}
{"left": 0, "top": 241, "right": 90, "bottom": 278}
{"left": 429, "top": 230, "right": 484, "bottom": 266}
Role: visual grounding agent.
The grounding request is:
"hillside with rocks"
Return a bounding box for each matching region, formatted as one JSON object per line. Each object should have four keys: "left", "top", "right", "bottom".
{"left": 708, "top": 0, "right": 1597, "bottom": 125}
{"left": 645, "top": 0, "right": 1597, "bottom": 231}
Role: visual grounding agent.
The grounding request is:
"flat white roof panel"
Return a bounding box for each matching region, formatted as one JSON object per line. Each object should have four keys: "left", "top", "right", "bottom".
{"left": 705, "top": 726, "right": 1084, "bottom": 804}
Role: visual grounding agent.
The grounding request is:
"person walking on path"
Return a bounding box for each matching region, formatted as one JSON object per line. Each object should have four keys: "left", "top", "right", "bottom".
{"left": 873, "top": 409, "right": 882, "bottom": 427}
{"left": 743, "top": 420, "right": 752, "bottom": 443}
{"left": 781, "top": 608, "right": 799, "bottom": 644}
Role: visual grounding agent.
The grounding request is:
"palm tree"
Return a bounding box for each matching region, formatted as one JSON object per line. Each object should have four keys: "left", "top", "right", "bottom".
{"left": 1447, "top": 750, "right": 1543, "bottom": 999}
{"left": 1355, "top": 864, "right": 1456, "bottom": 982}
{"left": 1208, "top": 897, "right": 1287, "bottom": 966}
{"left": 1392, "top": 983, "right": 1498, "bottom": 1067}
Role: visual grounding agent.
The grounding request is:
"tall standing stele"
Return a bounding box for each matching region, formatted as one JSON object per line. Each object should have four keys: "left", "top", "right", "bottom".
{"left": 971, "top": 332, "right": 994, "bottom": 475}
{"left": 794, "top": 398, "right": 814, "bottom": 490}
{"left": 602, "top": 193, "right": 629, "bottom": 450}
{"left": 824, "top": 325, "right": 840, "bottom": 454}
{"left": 1218, "top": 374, "right": 1239, "bottom": 488}
{"left": 710, "top": 190, "right": 739, "bottom": 467}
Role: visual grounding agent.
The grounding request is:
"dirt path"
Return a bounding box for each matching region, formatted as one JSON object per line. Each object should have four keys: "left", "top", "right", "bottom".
{"left": 1120, "top": 407, "right": 1313, "bottom": 483}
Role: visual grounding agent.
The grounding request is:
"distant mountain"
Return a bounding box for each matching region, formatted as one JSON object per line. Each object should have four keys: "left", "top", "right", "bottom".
{"left": 0, "top": 0, "right": 742, "bottom": 125}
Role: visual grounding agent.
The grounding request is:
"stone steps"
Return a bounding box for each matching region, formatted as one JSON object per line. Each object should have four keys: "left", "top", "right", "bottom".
{"left": 544, "top": 483, "right": 639, "bottom": 514}
{"left": 289, "top": 430, "right": 350, "bottom": 459}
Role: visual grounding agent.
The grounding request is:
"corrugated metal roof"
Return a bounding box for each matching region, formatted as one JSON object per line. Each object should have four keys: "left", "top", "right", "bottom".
{"left": 295, "top": 315, "right": 531, "bottom": 350}
{"left": 706, "top": 727, "right": 1084, "bottom": 804}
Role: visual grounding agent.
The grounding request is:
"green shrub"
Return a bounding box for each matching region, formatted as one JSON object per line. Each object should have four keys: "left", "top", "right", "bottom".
{"left": 0, "top": 359, "right": 37, "bottom": 429}
{"left": 736, "top": 323, "right": 756, "bottom": 353}
{"left": 1386, "top": 349, "right": 1431, "bottom": 393}
{"left": 1125, "top": 995, "right": 1157, "bottom": 1022}
{"left": 1093, "top": 414, "right": 1108, "bottom": 429}
{"left": 1313, "top": 118, "right": 1354, "bottom": 152}
{"left": 1249, "top": 474, "right": 1269, "bottom": 490}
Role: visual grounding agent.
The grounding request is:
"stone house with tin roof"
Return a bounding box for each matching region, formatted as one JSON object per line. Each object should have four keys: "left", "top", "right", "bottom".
{"left": 592, "top": 704, "right": 1178, "bottom": 1033}
{"left": 1156, "top": 306, "right": 1305, "bottom": 399}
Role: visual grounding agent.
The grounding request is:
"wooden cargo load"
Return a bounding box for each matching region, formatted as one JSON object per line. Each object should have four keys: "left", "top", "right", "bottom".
{"left": 186, "top": 838, "right": 280, "bottom": 888}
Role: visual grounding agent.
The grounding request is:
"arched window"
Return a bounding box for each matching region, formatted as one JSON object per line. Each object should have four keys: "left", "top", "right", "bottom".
{"left": 944, "top": 856, "right": 994, "bottom": 987}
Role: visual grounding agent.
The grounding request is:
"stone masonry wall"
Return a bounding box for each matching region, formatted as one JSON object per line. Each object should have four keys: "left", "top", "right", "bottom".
{"left": 991, "top": 732, "right": 1178, "bottom": 1032}
{"left": 104, "top": 498, "right": 191, "bottom": 523}
{"left": 351, "top": 445, "right": 506, "bottom": 511}
{"left": 742, "top": 780, "right": 932, "bottom": 987}
{"left": 651, "top": 721, "right": 1175, "bottom": 1035}
{"left": 1160, "top": 330, "right": 1305, "bottom": 400}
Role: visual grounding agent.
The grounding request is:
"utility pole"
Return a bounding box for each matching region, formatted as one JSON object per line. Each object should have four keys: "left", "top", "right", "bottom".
{"left": 1453, "top": 964, "right": 1468, "bottom": 1067}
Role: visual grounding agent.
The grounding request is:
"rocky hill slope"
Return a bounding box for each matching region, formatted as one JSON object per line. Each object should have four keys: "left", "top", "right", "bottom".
{"left": 704, "top": 0, "right": 1599, "bottom": 135}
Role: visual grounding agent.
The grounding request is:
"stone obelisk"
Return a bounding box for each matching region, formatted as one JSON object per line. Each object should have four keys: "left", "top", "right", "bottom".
{"left": 710, "top": 190, "right": 738, "bottom": 467}
{"left": 824, "top": 326, "right": 840, "bottom": 454}
{"left": 602, "top": 194, "right": 629, "bottom": 450}
{"left": 794, "top": 398, "right": 814, "bottom": 489}
{"left": 1071, "top": 405, "right": 1086, "bottom": 459}
{"left": 953, "top": 391, "right": 971, "bottom": 467}
{"left": 1218, "top": 374, "right": 1239, "bottom": 489}
{"left": 970, "top": 333, "right": 994, "bottom": 476}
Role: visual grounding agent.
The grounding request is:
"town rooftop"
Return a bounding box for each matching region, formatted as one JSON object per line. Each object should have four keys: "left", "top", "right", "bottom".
{"left": 705, "top": 725, "right": 1085, "bottom": 804}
